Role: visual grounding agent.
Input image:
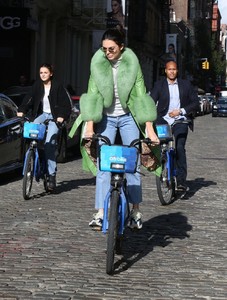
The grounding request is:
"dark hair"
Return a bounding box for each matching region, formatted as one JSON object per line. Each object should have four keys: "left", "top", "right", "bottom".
{"left": 113, "top": 0, "right": 122, "bottom": 5}
{"left": 39, "top": 63, "right": 54, "bottom": 73}
{"left": 168, "top": 43, "right": 175, "bottom": 48}
{"left": 101, "top": 28, "right": 125, "bottom": 46}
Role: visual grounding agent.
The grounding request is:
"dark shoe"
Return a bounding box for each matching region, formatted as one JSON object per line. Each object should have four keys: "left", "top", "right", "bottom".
{"left": 177, "top": 183, "right": 188, "bottom": 191}
{"left": 48, "top": 174, "right": 56, "bottom": 191}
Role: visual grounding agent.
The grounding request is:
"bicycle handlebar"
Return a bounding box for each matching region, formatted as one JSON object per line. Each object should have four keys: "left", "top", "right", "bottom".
{"left": 87, "top": 134, "right": 153, "bottom": 149}
{"left": 89, "top": 134, "right": 111, "bottom": 145}
{"left": 21, "top": 117, "right": 64, "bottom": 129}
{"left": 171, "top": 118, "right": 192, "bottom": 127}
{"left": 130, "top": 138, "right": 153, "bottom": 147}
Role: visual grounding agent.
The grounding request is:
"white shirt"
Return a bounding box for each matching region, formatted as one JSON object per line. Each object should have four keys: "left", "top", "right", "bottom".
{"left": 104, "top": 58, "right": 129, "bottom": 117}
{"left": 43, "top": 85, "right": 51, "bottom": 113}
{"left": 164, "top": 79, "right": 185, "bottom": 125}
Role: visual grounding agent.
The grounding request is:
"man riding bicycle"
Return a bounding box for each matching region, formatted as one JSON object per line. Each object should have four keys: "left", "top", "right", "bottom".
{"left": 150, "top": 60, "right": 200, "bottom": 191}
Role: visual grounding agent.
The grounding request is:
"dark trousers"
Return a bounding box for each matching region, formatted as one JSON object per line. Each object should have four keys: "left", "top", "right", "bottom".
{"left": 156, "top": 117, "right": 189, "bottom": 184}
{"left": 172, "top": 122, "right": 188, "bottom": 184}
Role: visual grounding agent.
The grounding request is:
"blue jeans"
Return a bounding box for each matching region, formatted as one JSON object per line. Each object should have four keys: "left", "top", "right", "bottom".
{"left": 34, "top": 113, "right": 59, "bottom": 175}
{"left": 95, "top": 113, "right": 142, "bottom": 209}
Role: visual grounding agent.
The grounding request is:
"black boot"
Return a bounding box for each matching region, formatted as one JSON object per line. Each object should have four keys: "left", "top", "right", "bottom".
{"left": 48, "top": 174, "right": 56, "bottom": 191}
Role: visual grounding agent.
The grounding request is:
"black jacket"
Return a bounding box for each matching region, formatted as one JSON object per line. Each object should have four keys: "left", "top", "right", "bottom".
{"left": 18, "top": 79, "right": 71, "bottom": 121}
{"left": 150, "top": 78, "right": 200, "bottom": 130}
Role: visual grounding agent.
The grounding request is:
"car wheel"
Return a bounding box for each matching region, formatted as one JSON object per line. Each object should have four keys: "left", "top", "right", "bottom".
{"left": 57, "top": 132, "right": 67, "bottom": 163}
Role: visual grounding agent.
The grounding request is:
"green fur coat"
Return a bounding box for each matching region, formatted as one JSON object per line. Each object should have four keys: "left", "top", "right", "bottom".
{"left": 80, "top": 47, "right": 157, "bottom": 125}
{"left": 69, "top": 47, "right": 161, "bottom": 176}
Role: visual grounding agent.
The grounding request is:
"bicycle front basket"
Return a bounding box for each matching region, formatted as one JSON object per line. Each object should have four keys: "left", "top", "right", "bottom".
{"left": 156, "top": 124, "right": 173, "bottom": 141}
{"left": 99, "top": 144, "right": 138, "bottom": 174}
{"left": 23, "top": 122, "right": 46, "bottom": 140}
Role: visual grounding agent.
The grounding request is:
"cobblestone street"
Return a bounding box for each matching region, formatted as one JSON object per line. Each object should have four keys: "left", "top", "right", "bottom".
{"left": 0, "top": 114, "right": 227, "bottom": 300}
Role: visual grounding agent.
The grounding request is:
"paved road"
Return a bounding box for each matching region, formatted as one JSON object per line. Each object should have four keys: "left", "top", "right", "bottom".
{"left": 0, "top": 114, "right": 227, "bottom": 300}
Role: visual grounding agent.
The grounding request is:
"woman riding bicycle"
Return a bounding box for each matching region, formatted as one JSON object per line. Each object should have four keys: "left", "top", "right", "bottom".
{"left": 17, "top": 63, "right": 71, "bottom": 191}
{"left": 79, "top": 28, "right": 160, "bottom": 230}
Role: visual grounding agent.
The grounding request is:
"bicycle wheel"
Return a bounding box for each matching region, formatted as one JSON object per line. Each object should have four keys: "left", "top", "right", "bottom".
{"left": 23, "top": 149, "right": 35, "bottom": 200}
{"left": 106, "top": 189, "right": 119, "bottom": 275}
{"left": 43, "top": 174, "right": 49, "bottom": 192}
{"left": 156, "top": 153, "right": 175, "bottom": 205}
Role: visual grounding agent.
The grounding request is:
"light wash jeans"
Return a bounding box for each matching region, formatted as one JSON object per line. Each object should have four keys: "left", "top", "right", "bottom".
{"left": 34, "top": 113, "right": 59, "bottom": 175}
{"left": 95, "top": 113, "right": 142, "bottom": 209}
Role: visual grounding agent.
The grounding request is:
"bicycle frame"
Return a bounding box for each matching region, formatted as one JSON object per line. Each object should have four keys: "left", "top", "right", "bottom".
{"left": 164, "top": 141, "right": 176, "bottom": 181}
{"left": 102, "top": 185, "right": 128, "bottom": 235}
{"left": 22, "top": 143, "right": 43, "bottom": 181}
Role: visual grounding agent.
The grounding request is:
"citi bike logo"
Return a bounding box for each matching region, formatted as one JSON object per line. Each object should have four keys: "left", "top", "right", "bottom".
{"left": 110, "top": 156, "right": 126, "bottom": 162}
{"left": 0, "top": 16, "right": 21, "bottom": 30}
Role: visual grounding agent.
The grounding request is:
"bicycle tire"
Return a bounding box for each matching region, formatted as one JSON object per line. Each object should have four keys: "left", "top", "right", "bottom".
{"left": 23, "top": 149, "right": 35, "bottom": 200}
{"left": 106, "top": 189, "right": 119, "bottom": 275}
{"left": 156, "top": 153, "right": 175, "bottom": 205}
{"left": 43, "top": 174, "right": 48, "bottom": 192}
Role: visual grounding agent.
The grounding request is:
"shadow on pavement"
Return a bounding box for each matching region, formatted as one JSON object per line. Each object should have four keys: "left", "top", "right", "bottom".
{"left": 0, "top": 169, "right": 22, "bottom": 185}
{"left": 182, "top": 177, "right": 217, "bottom": 200}
{"left": 17, "top": 177, "right": 96, "bottom": 201}
{"left": 55, "top": 177, "right": 96, "bottom": 194}
{"left": 113, "top": 212, "right": 192, "bottom": 274}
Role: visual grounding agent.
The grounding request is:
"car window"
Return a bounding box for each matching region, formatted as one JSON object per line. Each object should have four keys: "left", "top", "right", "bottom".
{"left": 1, "top": 99, "right": 17, "bottom": 119}
{"left": 218, "top": 99, "right": 227, "bottom": 104}
{"left": 65, "top": 88, "right": 73, "bottom": 109}
{"left": 0, "top": 105, "right": 4, "bottom": 123}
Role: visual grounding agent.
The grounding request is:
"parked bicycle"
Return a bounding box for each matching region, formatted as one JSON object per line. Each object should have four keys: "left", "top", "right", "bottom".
{"left": 155, "top": 119, "right": 191, "bottom": 205}
{"left": 91, "top": 134, "right": 153, "bottom": 275}
{"left": 22, "top": 119, "right": 61, "bottom": 200}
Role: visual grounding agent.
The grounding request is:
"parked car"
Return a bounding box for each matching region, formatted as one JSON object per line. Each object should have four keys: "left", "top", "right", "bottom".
{"left": 212, "top": 96, "right": 227, "bottom": 117}
{"left": 203, "top": 95, "right": 212, "bottom": 114}
{"left": 3, "top": 85, "right": 32, "bottom": 107}
{"left": 197, "top": 95, "right": 205, "bottom": 115}
{"left": 0, "top": 93, "right": 25, "bottom": 174}
{"left": 205, "top": 94, "right": 216, "bottom": 107}
{"left": 197, "top": 95, "right": 211, "bottom": 115}
{"left": 71, "top": 95, "right": 80, "bottom": 111}
{"left": 219, "top": 90, "right": 227, "bottom": 97}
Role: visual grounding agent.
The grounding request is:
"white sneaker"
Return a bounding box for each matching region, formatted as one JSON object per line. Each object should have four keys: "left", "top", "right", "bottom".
{"left": 89, "top": 211, "right": 103, "bottom": 229}
{"left": 128, "top": 209, "right": 143, "bottom": 229}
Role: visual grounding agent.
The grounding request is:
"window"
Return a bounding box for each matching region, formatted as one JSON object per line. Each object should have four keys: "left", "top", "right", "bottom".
{"left": 0, "top": 98, "right": 17, "bottom": 119}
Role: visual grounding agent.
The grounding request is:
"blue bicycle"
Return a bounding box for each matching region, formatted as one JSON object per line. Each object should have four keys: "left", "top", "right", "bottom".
{"left": 22, "top": 119, "right": 61, "bottom": 200}
{"left": 92, "top": 134, "right": 152, "bottom": 275}
{"left": 155, "top": 119, "right": 191, "bottom": 205}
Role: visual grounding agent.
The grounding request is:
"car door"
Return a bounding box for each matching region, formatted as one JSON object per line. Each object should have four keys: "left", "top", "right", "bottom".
{"left": 0, "top": 96, "right": 23, "bottom": 169}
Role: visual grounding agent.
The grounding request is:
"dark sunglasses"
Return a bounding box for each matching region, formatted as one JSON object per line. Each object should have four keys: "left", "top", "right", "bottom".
{"left": 101, "top": 46, "right": 116, "bottom": 53}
